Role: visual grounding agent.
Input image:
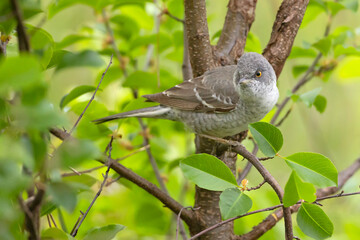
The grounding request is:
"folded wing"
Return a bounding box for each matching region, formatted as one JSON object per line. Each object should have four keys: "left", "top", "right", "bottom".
{"left": 143, "top": 65, "right": 239, "bottom": 113}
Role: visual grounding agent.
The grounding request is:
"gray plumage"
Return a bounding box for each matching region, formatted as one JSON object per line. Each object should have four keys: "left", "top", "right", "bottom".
{"left": 93, "top": 52, "right": 279, "bottom": 137}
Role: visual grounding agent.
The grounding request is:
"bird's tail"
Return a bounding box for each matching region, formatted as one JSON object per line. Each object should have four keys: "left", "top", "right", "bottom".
{"left": 93, "top": 106, "right": 171, "bottom": 124}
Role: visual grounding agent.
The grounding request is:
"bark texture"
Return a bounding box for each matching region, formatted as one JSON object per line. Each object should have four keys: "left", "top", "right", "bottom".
{"left": 263, "top": 0, "right": 309, "bottom": 77}
{"left": 216, "top": 0, "right": 257, "bottom": 65}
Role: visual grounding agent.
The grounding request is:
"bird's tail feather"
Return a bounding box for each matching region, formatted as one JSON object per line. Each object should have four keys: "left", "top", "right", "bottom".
{"left": 93, "top": 106, "right": 170, "bottom": 124}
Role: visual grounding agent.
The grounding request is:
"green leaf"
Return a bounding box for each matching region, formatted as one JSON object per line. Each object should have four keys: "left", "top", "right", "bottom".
{"left": 336, "top": 56, "right": 360, "bottom": 81}
{"left": 42, "top": 228, "right": 74, "bottom": 240}
{"left": 300, "top": 2, "right": 326, "bottom": 29}
{"left": 123, "top": 71, "right": 157, "bottom": 89}
{"left": 56, "top": 50, "right": 105, "bottom": 71}
{"left": 292, "top": 65, "right": 309, "bottom": 78}
{"left": 60, "top": 85, "right": 98, "bottom": 109}
{"left": 283, "top": 171, "right": 316, "bottom": 207}
{"left": 30, "top": 26, "right": 54, "bottom": 68}
{"left": 297, "top": 202, "right": 334, "bottom": 239}
{"left": 343, "top": 0, "right": 358, "bottom": 12}
{"left": 55, "top": 139, "right": 101, "bottom": 168}
{"left": 121, "top": 98, "right": 158, "bottom": 113}
{"left": 55, "top": 34, "right": 90, "bottom": 50}
{"left": 84, "top": 224, "right": 125, "bottom": 240}
{"left": 180, "top": 154, "right": 238, "bottom": 191}
{"left": 219, "top": 188, "right": 252, "bottom": 220}
{"left": 245, "top": 32, "right": 262, "bottom": 53}
{"left": 12, "top": 100, "right": 66, "bottom": 131}
{"left": 300, "top": 87, "right": 322, "bottom": 107}
{"left": 248, "top": 122, "right": 283, "bottom": 157}
{"left": 326, "top": 2, "right": 345, "bottom": 16}
{"left": 289, "top": 46, "right": 318, "bottom": 59}
{"left": 47, "top": 182, "right": 77, "bottom": 213}
{"left": 0, "top": 55, "right": 42, "bottom": 95}
{"left": 334, "top": 45, "right": 360, "bottom": 58}
{"left": 313, "top": 37, "right": 332, "bottom": 56}
{"left": 284, "top": 152, "right": 338, "bottom": 187}
{"left": 314, "top": 95, "right": 327, "bottom": 113}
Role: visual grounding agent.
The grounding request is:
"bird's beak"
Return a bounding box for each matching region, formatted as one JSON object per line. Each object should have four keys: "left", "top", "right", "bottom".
{"left": 238, "top": 78, "right": 252, "bottom": 85}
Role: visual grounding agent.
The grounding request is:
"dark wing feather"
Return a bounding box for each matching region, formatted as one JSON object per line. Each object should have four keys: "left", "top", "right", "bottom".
{"left": 143, "top": 65, "right": 239, "bottom": 113}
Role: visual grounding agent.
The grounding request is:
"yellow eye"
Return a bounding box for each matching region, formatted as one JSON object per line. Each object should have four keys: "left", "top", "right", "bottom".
{"left": 255, "top": 71, "right": 262, "bottom": 77}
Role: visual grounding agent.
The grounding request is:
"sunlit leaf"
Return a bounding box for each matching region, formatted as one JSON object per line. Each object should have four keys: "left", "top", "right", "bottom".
{"left": 245, "top": 32, "right": 262, "bottom": 53}
{"left": 336, "top": 56, "right": 360, "bottom": 82}
{"left": 248, "top": 122, "right": 283, "bottom": 157}
{"left": 219, "top": 188, "right": 252, "bottom": 220}
{"left": 42, "top": 228, "right": 74, "bottom": 240}
{"left": 297, "top": 202, "right": 334, "bottom": 239}
{"left": 60, "top": 85, "right": 98, "bottom": 109}
{"left": 180, "top": 154, "right": 238, "bottom": 191}
{"left": 284, "top": 152, "right": 338, "bottom": 187}
{"left": 84, "top": 224, "right": 125, "bottom": 240}
{"left": 283, "top": 171, "right": 316, "bottom": 207}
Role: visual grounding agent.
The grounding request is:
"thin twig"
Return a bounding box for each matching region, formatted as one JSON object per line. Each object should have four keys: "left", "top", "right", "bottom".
{"left": 247, "top": 179, "right": 266, "bottom": 191}
{"left": 71, "top": 136, "right": 114, "bottom": 237}
{"left": 191, "top": 190, "right": 360, "bottom": 239}
{"left": 69, "top": 55, "right": 113, "bottom": 134}
{"left": 49, "top": 214, "right": 58, "bottom": 228}
{"left": 176, "top": 206, "right": 192, "bottom": 240}
{"left": 61, "top": 145, "right": 149, "bottom": 177}
{"left": 190, "top": 204, "right": 283, "bottom": 239}
{"left": 259, "top": 156, "right": 274, "bottom": 161}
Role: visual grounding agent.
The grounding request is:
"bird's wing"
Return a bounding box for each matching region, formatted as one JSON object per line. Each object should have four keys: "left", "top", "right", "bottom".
{"left": 143, "top": 65, "right": 239, "bottom": 112}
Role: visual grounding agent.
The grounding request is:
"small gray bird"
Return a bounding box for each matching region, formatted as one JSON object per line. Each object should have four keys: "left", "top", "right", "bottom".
{"left": 94, "top": 52, "right": 279, "bottom": 137}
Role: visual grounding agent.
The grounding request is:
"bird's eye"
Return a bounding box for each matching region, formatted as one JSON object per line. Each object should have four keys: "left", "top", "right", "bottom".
{"left": 255, "top": 71, "right": 262, "bottom": 77}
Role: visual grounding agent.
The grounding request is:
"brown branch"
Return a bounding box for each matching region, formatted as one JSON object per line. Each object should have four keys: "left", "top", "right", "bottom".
{"left": 190, "top": 204, "right": 283, "bottom": 239}
{"left": 232, "top": 144, "right": 293, "bottom": 240}
{"left": 182, "top": 26, "right": 193, "bottom": 80}
{"left": 263, "top": 0, "right": 309, "bottom": 77}
{"left": 198, "top": 134, "right": 293, "bottom": 239}
{"left": 184, "top": 0, "right": 215, "bottom": 76}
{"left": 49, "top": 128, "right": 196, "bottom": 226}
{"left": 238, "top": 157, "right": 360, "bottom": 240}
{"left": 216, "top": 0, "right": 257, "bottom": 64}
{"left": 69, "top": 55, "right": 113, "bottom": 134}
{"left": 192, "top": 190, "right": 360, "bottom": 240}
{"left": 106, "top": 160, "right": 196, "bottom": 226}
{"left": 246, "top": 179, "right": 266, "bottom": 191}
{"left": 61, "top": 145, "right": 149, "bottom": 177}
{"left": 71, "top": 136, "right": 114, "bottom": 237}
{"left": 10, "top": 0, "right": 30, "bottom": 52}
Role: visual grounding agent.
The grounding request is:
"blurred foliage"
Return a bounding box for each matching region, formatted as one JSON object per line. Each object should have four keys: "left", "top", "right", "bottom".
{"left": 1, "top": 0, "right": 360, "bottom": 239}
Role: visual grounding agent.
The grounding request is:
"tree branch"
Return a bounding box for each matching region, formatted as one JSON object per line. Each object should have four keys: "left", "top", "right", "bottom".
{"left": 191, "top": 189, "right": 360, "bottom": 239}
{"left": 69, "top": 55, "right": 113, "bottom": 134}
{"left": 106, "top": 160, "right": 196, "bottom": 226}
{"left": 263, "top": 0, "right": 309, "bottom": 77}
{"left": 238, "top": 157, "right": 360, "bottom": 240}
{"left": 71, "top": 137, "right": 114, "bottom": 237}
{"left": 9, "top": 0, "right": 30, "bottom": 52}
{"left": 184, "top": 0, "right": 215, "bottom": 76}
{"left": 216, "top": 0, "right": 257, "bottom": 65}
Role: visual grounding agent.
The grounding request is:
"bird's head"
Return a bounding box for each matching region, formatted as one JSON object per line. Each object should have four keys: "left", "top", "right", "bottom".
{"left": 233, "top": 52, "right": 277, "bottom": 98}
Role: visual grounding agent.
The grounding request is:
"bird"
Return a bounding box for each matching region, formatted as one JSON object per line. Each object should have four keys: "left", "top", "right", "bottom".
{"left": 93, "top": 52, "right": 279, "bottom": 138}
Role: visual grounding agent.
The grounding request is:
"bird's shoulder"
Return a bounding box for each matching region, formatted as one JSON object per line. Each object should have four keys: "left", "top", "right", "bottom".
{"left": 143, "top": 65, "right": 239, "bottom": 112}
